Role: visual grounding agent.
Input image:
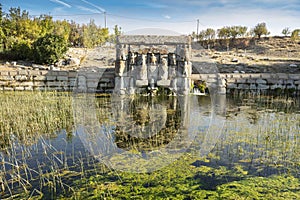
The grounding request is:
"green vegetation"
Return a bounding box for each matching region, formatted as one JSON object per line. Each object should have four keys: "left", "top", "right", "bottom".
{"left": 253, "top": 22, "right": 270, "bottom": 39}
{"left": 282, "top": 27, "right": 291, "bottom": 36}
{"left": 0, "top": 91, "right": 73, "bottom": 149}
{"left": 33, "top": 34, "right": 68, "bottom": 64}
{"left": 291, "top": 29, "right": 300, "bottom": 43}
{"left": 0, "top": 4, "right": 112, "bottom": 64}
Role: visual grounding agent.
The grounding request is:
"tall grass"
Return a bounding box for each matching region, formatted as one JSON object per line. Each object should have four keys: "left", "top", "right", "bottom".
{"left": 0, "top": 91, "right": 73, "bottom": 149}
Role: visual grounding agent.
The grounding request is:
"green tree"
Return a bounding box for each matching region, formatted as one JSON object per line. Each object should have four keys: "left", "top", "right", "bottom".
{"left": 217, "top": 27, "right": 231, "bottom": 39}
{"left": 69, "top": 20, "right": 83, "bottom": 47}
{"left": 205, "top": 28, "right": 216, "bottom": 40}
{"left": 33, "top": 34, "right": 68, "bottom": 64}
{"left": 53, "top": 20, "right": 71, "bottom": 44}
{"left": 291, "top": 29, "right": 300, "bottom": 42}
{"left": 238, "top": 26, "right": 248, "bottom": 38}
{"left": 83, "top": 20, "right": 109, "bottom": 48}
{"left": 282, "top": 27, "right": 291, "bottom": 36}
{"left": 253, "top": 22, "right": 269, "bottom": 39}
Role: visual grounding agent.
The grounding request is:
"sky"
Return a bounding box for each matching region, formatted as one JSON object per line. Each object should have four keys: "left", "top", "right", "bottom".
{"left": 1, "top": 0, "right": 299, "bottom": 36}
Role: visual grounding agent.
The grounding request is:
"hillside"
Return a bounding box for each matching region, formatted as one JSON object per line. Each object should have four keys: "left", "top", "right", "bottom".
{"left": 193, "top": 37, "right": 300, "bottom": 73}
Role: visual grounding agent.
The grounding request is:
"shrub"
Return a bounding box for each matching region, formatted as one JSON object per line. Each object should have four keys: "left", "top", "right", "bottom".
{"left": 33, "top": 33, "right": 68, "bottom": 64}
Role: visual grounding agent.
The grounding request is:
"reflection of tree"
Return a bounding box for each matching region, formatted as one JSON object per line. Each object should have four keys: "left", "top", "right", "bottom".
{"left": 114, "top": 96, "right": 181, "bottom": 151}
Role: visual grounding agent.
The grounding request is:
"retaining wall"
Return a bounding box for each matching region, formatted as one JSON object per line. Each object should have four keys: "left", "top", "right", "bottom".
{"left": 0, "top": 68, "right": 115, "bottom": 92}
{"left": 191, "top": 73, "right": 300, "bottom": 93}
{"left": 0, "top": 69, "right": 299, "bottom": 93}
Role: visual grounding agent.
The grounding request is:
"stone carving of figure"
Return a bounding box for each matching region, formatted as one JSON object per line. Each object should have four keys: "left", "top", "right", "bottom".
{"left": 151, "top": 53, "right": 157, "bottom": 65}
{"left": 184, "top": 46, "right": 190, "bottom": 62}
{"left": 140, "top": 54, "right": 147, "bottom": 80}
{"left": 118, "top": 60, "right": 126, "bottom": 76}
{"left": 183, "top": 61, "right": 192, "bottom": 77}
{"left": 158, "top": 58, "right": 168, "bottom": 80}
{"left": 130, "top": 52, "right": 137, "bottom": 65}
{"left": 142, "top": 54, "right": 147, "bottom": 66}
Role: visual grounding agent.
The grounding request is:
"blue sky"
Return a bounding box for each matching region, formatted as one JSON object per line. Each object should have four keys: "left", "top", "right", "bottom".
{"left": 1, "top": 0, "right": 299, "bottom": 35}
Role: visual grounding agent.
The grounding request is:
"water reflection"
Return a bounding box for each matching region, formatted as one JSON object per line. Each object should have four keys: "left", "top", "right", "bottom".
{"left": 1, "top": 93, "right": 299, "bottom": 198}
{"left": 74, "top": 94, "right": 225, "bottom": 172}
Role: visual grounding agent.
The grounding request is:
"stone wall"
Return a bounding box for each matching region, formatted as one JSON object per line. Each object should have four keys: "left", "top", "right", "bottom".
{"left": 0, "top": 69, "right": 299, "bottom": 93}
{"left": 191, "top": 73, "right": 300, "bottom": 94}
{"left": 0, "top": 68, "right": 115, "bottom": 92}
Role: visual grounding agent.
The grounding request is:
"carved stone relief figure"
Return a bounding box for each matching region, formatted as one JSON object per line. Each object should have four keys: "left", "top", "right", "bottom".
{"left": 183, "top": 61, "right": 192, "bottom": 77}
{"left": 150, "top": 53, "right": 157, "bottom": 65}
{"left": 139, "top": 54, "right": 147, "bottom": 80}
{"left": 158, "top": 57, "right": 168, "bottom": 80}
{"left": 118, "top": 60, "right": 126, "bottom": 76}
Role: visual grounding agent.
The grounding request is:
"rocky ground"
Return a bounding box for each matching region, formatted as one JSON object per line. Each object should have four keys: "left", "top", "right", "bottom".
{"left": 0, "top": 37, "right": 299, "bottom": 73}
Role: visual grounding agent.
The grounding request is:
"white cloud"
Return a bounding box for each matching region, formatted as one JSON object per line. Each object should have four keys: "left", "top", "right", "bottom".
{"left": 81, "top": 0, "right": 106, "bottom": 13}
{"left": 76, "top": 5, "right": 99, "bottom": 14}
{"left": 49, "top": 0, "right": 71, "bottom": 8}
{"left": 163, "top": 15, "right": 171, "bottom": 19}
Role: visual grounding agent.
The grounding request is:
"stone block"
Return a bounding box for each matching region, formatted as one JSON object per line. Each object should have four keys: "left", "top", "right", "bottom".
{"left": 15, "top": 86, "right": 24, "bottom": 91}
{"left": 227, "top": 83, "right": 237, "bottom": 89}
{"left": 0, "top": 81, "right": 8, "bottom": 86}
{"left": 87, "top": 81, "right": 99, "bottom": 88}
{"left": 3, "top": 86, "right": 14, "bottom": 91}
{"left": 33, "top": 82, "right": 46, "bottom": 87}
{"left": 206, "top": 78, "right": 217, "bottom": 83}
{"left": 68, "top": 71, "right": 78, "bottom": 78}
{"left": 237, "top": 84, "right": 249, "bottom": 90}
{"left": 24, "top": 86, "right": 33, "bottom": 91}
{"left": 246, "top": 79, "right": 256, "bottom": 84}
{"left": 47, "top": 81, "right": 63, "bottom": 87}
{"left": 136, "top": 79, "right": 148, "bottom": 86}
{"left": 20, "top": 82, "right": 34, "bottom": 86}
{"left": 9, "top": 71, "right": 18, "bottom": 76}
{"left": 48, "top": 71, "right": 59, "bottom": 76}
{"left": 256, "top": 79, "right": 267, "bottom": 84}
{"left": 295, "top": 80, "right": 300, "bottom": 85}
{"left": 261, "top": 74, "right": 271, "bottom": 79}
{"left": 0, "top": 71, "right": 9, "bottom": 76}
{"left": 0, "top": 76, "right": 14, "bottom": 81}
{"left": 157, "top": 80, "right": 171, "bottom": 87}
{"left": 58, "top": 71, "right": 68, "bottom": 76}
{"left": 226, "top": 78, "right": 236, "bottom": 83}
{"left": 249, "top": 74, "right": 262, "bottom": 79}
{"left": 57, "top": 76, "right": 69, "bottom": 81}
{"left": 267, "top": 79, "right": 284, "bottom": 84}
{"left": 257, "top": 84, "right": 269, "bottom": 90}
{"left": 18, "top": 70, "right": 28, "bottom": 75}
{"left": 33, "top": 76, "right": 46, "bottom": 81}
{"left": 15, "top": 75, "right": 28, "bottom": 81}
{"left": 39, "top": 70, "right": 49, "bottom": 75}
{"left": 277, "top": 73, "right": 288, "bottom": 79}
{"left": 46, "top": 75, "right": 57, "bottom": 81}
{"left": 236, "top": 78, "right": 246, "bottom": 84}
{"left": 288, "top": 74, "right": 300, "bottom": 80}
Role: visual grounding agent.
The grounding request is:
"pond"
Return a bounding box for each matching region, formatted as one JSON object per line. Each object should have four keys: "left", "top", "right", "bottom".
{"left": 0, "top": 91, "right": 299, "bottom": 199}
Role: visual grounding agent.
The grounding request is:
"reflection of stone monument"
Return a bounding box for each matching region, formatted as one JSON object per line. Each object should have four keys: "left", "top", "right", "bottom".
{"left": 114, "top": 35, "right": 192, "bottom": 95}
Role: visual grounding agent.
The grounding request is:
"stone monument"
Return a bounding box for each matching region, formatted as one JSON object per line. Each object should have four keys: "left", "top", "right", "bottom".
{"left": 114, "top": 35, "right": 192, "bottom": 95}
